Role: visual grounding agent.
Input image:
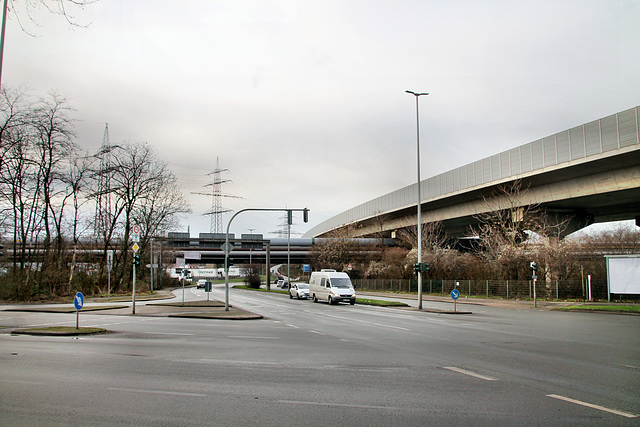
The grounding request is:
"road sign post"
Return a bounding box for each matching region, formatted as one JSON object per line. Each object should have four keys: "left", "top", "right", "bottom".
{"left": 450, "top": 288, "right": 460, "bottom": 312}
{"left": 107, "top": 250, "right": 113, "bottom": 300}
{"left": 132, "top": 243, "right": 139, "bottom": 314}
{"left": 74, "top": 292, "right": 84, "bottom": 329}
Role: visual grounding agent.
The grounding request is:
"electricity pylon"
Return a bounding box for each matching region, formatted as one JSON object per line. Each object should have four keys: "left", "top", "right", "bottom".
{"left": 192, "top": 157, "right": 240, "bottom": 234}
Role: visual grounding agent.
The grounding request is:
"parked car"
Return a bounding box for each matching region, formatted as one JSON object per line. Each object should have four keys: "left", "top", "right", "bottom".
{"left": 289, "top": 283, "right": 309, "bottom": 299}
{"left": 276, "top": 280, "right": 290, "bottom": 289}
{"left": 196, "top": 279, "right": 212, "bottom": 289}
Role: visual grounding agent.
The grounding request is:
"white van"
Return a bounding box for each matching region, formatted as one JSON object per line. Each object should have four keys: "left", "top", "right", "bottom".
{"left": 309, "top": 269, "right": 356, "bottom": 305}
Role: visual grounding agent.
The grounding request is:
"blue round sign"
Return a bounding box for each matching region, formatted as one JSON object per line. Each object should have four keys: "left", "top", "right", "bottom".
{"left": 74, "top": 292, "right": 84, "bottom": 311}
{"left": 450, "top": 289, "right": 460, "bottom": 300}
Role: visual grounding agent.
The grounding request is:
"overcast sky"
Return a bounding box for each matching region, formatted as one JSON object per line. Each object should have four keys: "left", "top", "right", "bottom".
{"left": 4, "top": 0, "right": 639, "bottom": 238}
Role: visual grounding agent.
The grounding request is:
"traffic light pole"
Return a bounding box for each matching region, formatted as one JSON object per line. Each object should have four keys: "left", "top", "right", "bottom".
{"left": 132, "top": 261, "right": 136, "bottom": 314}
{"left": 224, "top": 207, "right": 309, "bottom": 311}
{"left": 531, "top": 261, "right": 538, "bottom": 308}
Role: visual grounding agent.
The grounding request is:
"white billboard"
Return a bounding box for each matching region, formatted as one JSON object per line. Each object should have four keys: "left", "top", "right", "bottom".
{"left": 606, "top": 255, "right": 640, "bottom": 295}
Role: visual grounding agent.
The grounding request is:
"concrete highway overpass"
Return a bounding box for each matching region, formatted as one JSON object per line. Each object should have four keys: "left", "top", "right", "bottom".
{"left": 304, "top": 106, "right": 640, "bottom": 239}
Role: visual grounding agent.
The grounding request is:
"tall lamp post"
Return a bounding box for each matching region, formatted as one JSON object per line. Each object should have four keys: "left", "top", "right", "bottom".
{"left": 406, "top": 90, "right": 428, "bottom": 310}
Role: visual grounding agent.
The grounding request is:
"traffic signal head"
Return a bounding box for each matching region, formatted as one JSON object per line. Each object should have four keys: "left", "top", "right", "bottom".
{"left": 287, "top": 210, "right": 293, "bottom": 225}
{"left": 421, "top": 263, "right": 429, "bottom": 272}
{"left": 303, "top": 208, "right": 309, "bottom": 223}
{"left": 530, "top": 261, "right": 538, "bottom": 271}
{"left": 413, "top": 263, "right": 420, "bottom": 275}
{"left": 133, "top": 254, "right": 141, "bottom": 266}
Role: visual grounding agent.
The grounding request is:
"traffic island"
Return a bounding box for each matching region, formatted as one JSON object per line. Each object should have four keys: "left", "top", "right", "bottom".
{"left": 122, "top": 301, "right": 264, "bottom": 320}
{"left": 421, "top": 307, "right": 472, "bottom": 315}
{"left": 4, "top": 306, "right": 128, "bottom": 314}
{"left": 11, "top": 327, "right": 109, "bottom": 336}
{"left": 394, "top": 306, "right": 472, "bottom": 314}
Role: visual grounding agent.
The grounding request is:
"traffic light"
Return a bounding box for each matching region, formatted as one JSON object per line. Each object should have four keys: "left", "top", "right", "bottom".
{"left": 133, "top": 254, "right": 141, "bottom": 267}
{"left": 287, "top": 210, "right": 293, "bottom": 225}
{"left": 530, "top": 261, "right": 538, "bottom": 271}
{"left": 413, "top": 263, "right": 429, "bottom": 275}
{"left": 303, "top": 208, "right": 309, "bottom": 223}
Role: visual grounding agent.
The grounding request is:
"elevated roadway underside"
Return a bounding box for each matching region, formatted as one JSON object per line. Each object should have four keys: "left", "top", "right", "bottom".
{"left": 331, "top": 146, "right": 640, "bottom": 239}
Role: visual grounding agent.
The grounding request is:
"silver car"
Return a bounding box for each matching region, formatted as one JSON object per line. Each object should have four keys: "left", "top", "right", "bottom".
{"left": 289, "top": 283, "right": 309, "bottom": 299}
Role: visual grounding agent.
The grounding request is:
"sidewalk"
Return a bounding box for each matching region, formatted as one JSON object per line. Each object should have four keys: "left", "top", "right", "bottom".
{"left": 4, "top": 288, "right": 263, "bottom": 320}
{"left": 357, "top": 291, "right": 580, "bottom": 310}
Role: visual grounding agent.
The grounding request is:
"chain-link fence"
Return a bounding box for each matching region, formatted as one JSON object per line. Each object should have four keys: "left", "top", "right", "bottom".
{"left": 352, "top": 278, "right": 609, "bottom": 300}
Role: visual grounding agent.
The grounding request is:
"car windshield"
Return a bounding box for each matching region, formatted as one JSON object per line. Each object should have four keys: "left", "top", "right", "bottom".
{"left": 330, "top": 278, "right": 352, "bottom": 288}
{"left": 297, "top": 284, "right": 309, "bottom": 289}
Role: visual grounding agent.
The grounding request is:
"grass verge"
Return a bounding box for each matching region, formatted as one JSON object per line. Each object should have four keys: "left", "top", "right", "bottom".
{"left": 554, "top": 305, "right": 640, "bottom": 313}
{"left": 356, "top": 298, "right": 409, "bottom": 307}
{"left": 12, "top": 326, "right": 109, "bottom": 336}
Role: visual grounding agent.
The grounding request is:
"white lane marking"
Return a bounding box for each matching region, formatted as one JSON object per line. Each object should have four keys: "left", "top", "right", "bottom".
{"left": 108, "top": 387, "right": 206, "bottom": 398}
{"left": 547, "top": 394, "right": 638, "bottom": 418}
{"left": 198, "top": 359, "right": 282, "bottom": 367}
{"left": 372, "top": 322, "right": 410, "bottom": 331}
{"left": 443, "top": 366, "right": 497, "bottom": 381}
{"left": 309, "top": 330, "right": 326, "bottom": 336}
{"left": 278, "top": 400, "right": 400, "bottom": 411}
{"left": 227, "top": 335, "right": 279, "bottom": 340}
{"left": 147, "top": 332, "right": 195, "bottom": 336}
{"left": 618, "top": 364, "right": 640, "bottom": 370}
{"left": 286, "top": 324, "right": 300, "bottom": 328}
{"left": 1, "top": 380, "right": 45, "bottom": 385}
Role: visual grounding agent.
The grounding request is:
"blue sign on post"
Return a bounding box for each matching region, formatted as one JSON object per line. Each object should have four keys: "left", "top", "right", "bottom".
{"left": 303, "top": 264, "right": 310, "bottom": 273}
{"left": 74, "top": 292, "right": 84, "bottom": 329}
{"left": 450, "top": 289, "right": 460, "bottom": 300}
{"left": 74, "top": 292, "right": 84, "bottom": 311}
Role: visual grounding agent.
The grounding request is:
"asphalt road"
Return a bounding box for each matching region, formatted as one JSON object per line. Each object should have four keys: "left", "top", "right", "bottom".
{"left": 0, "top": 285, "right": 638, "bottom": 426}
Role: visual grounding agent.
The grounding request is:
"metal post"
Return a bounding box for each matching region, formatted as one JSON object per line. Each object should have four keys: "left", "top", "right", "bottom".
{"left": 0, "top": 0, "right": 8, "bottom": 89}
{"left": 132, "top": 263, "right": 136, "bottom": 314}
{"left": 150, "top": 238, "right": 154, "bottom": 292}
{"left": 406, "top": 90, "right": 429, "bottom": 310}
{"left": 287, "top": 211, "right": 291, "bottom": 291}
{"left": 580, "top": 264, "right": 585, "bottom": 302}
{"left": 266, "top": 241, "right": 271, "bottom": 290}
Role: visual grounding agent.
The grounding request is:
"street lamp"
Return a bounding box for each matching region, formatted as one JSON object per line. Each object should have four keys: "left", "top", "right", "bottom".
{"left": 406, "top": 90, "right": 429, "bottom": 310}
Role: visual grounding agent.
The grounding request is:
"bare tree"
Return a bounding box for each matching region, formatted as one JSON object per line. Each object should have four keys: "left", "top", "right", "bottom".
{"left": 105, "top": 141, "right": 188, "bottom": 291}
{"left": 0, "top": 87, "right": 29, "bottom": 233}
{"left": 6, "top": 0, "right": 100, "bottom": 32}
{"left": 31, "top": 92, "right": 76, "bottom": 263}
{"left": 471, "top": 180, "right": 539, "bottom": 280}
{"left": 133, "top": 167, "right": 190, "bottom": 277}
{"left": 310, "top": 224, "right": 362, "bottom": 272}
